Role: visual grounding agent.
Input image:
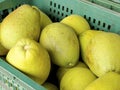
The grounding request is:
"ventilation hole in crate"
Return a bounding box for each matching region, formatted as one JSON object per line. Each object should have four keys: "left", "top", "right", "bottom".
{"left": 53, "top": 9, "right": 56, "bottom": 13}
{"left": 70, "top": 9, "right": 73, "bottom": 14}
{"left": 15, "top": 6, "right": 18, "bottom": 9}
{"left": 96, "top": 28, "right": 99, "bottom": 30}
{"left": 61, "top": 13, "right": 64, "bottom": 16}
{"left": 107, "top": 25, "right": 111, "bottom": 30}
{"left": 54, "top": 3, "right": 56, "bottom": 7}
{"left": 62, "top": 6, "right": 64, "bottom": 10}
{"left": 2, "top": 9, "right": 9, "bottom": 19}
{"left": 50, "top": 8, "right": 52, "bottom": 12}
{"left": 50, "top": 1, "right": 52, "bottom": 6}
{"left": 58, "top": 4, "right": 60, "bottom": 9}
{"left": 84, "top": 15, "right": 86, "bottom": 18}
{"left": 88, "top": 17, "right": 91, "bottom": 21}
{"left": 65, "top": 15, "right": 68, "bottom": 17}
{"left": 98, "top": 21, "right": 100, "bottom": 25}
{"left": 19, "top": 4, "right": 21, "bottom": 7}
{"left": 13, "top": 77, "right": 16, "bottom": 80}
{"left": 103, "top": 23, "right": 106, "bottom": 27}
{"left": 66, "top": 8, "right": 69, "bottom": 12}
{"left": 93, "top": 19, "right": 96, "bottom": 23}
{"left": 110, "top": 5, "right": 113, "bottom": 10}
{"left": 0, "top": 15, "right": 2, "bottom": 22}
{"left": 57, "top": 11, "right": 60, "bottom": 15}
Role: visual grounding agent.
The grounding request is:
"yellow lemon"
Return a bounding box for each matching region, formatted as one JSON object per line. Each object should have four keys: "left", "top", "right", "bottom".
{"left": 85, "top": 72, "right": 120, "bottom": 90}
{"left": 85, "top": 32, "right": 120, "bottom": 76}
{"left": 6, "top": 38, "right": 51, "bottom": 84}
{"left": 56, "top": 61, "right": 88, "bottom": 82}
{"left": 79, "top": 30, "right": 103, "bottom": 64}
{"left": 60, "top": 14, "right": 90, "bottom": 35}
{"left": 0, "top": 4, "right": 41, "bottom": 49}
{"left": 0, "top": 22, "right": 8, "bottom": 56}
{"left": 40, "top": 22, "right": 79, "bottom": 67}
{"left": 32, "top": 6, "right": 52, "bottom": 30}
{"left": 43, "top": 82, "right": 58, "bottom": 90}
{"left": 60, "top": 67, "right": 97, "bottom": 90}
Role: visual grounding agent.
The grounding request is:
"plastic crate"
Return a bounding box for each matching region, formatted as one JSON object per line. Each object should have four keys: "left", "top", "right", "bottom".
{"left": 1, "top": 0, "right": 120, "bottom": 89}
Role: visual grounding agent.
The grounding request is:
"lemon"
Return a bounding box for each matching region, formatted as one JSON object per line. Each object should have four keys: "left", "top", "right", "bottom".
{"left": 6, "top": 38, "right": 51, "bottom": 84}
{"left": 60, "top": 14, "right": 90, "bottom": 35}
{"left": 43, "top": 82, "right": 58, "bottom": 90}
{"left": 0, "top": 22, "right": 8, "bottom": 55}
{"left": 85, "top": 32, "right": 120, "bottom": 76}
{"left": 0, "top": 4, "right": 41, "bottom": 49}
{"left": 56, "top": 61, "right": 88, "bottom": 82}
{"left": 79, "top": 30, "right": 103, "bottom": 64}
{"left": 40, "top": 22, "right": 79, "bottom": 67}
{"left": 32, "top": 6, "right": 52, "bottom": 30}
{"left": 85, "top": 72, "right": 120, "bottom": 90}
{"left": 60, "top": 67, "right": 97, "bottom": 90}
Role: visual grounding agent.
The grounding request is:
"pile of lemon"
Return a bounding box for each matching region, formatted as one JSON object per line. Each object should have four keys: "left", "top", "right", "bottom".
{"left": 1, "top": 4, "right": 120, "bottom": 90}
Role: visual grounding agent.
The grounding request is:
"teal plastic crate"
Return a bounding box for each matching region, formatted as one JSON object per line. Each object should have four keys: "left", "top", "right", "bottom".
{"left": 1, "top": 0, "right": 120, "bottom": 89}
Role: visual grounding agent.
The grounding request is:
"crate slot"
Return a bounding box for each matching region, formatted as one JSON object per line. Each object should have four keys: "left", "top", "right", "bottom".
{"left": 98, "top": 21, "right": 101, "bottom": 25}
{"left": 54, "top": 3, "right": 56, "bottom": 7}
{"left": 53, "top": 9, "right": 56, "bottom": 13}
{"left": 107, "top": 25, "right": 111, "bottom": 30}
{"left": 61, "top": 13, "right": 64, "bottom": 16}
{"left": 1, "top": 9, "right": 9, "bottom": 19}
{"left": 62, "top": 6, "right": 64, "bottom": 10}
{"left": 96, "top": 28, "right": 99, "bottom": 30}
{"left": 58, "top": 4, "right": 60, "bottom": 9}
{"left": 66, "top": 7, "right": 69, "bottom": 12}
{"left": 57, "top": 11, "right": 60, "bottom": 15}
{"left": 93, "top": 18, "right": 96, "bottom": 23}
{"left": 103, "top": 23, "right": 106, "bottom": 27}
{"left": 88, "top": 17, "right": 91, "bottom": 21}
